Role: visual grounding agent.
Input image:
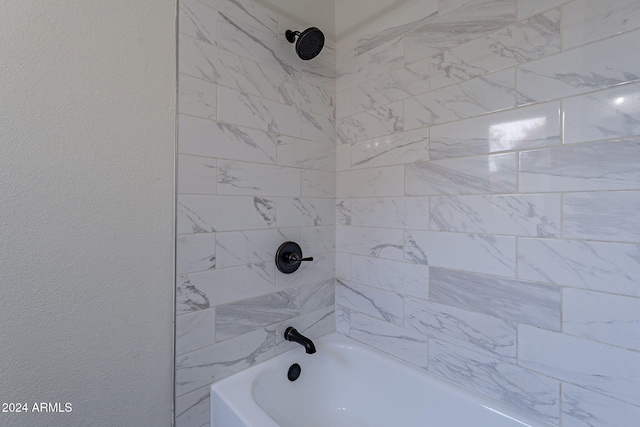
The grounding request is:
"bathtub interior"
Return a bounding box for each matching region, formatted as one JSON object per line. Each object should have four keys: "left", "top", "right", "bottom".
{"left": 212, "top": 333, "right": 552, "bottom": 427}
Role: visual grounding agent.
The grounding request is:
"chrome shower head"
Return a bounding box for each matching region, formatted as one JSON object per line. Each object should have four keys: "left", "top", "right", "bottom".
{"left": 285, "top": 27, "right": 325, "bottom": 60}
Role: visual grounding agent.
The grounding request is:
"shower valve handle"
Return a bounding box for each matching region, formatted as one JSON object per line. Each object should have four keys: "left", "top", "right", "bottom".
{"left": 276, "top": 241, "right": 313, "bottom": 274}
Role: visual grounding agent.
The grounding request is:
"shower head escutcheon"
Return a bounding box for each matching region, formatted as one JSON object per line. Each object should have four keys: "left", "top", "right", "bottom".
{"left": 285, "top": 27, "right": 325, "bottom": 60}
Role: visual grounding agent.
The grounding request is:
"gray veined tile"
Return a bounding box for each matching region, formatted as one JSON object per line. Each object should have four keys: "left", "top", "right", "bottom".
{"left": 517, "top": 0, "right": 568, "bottom": 20}
{"left": 430, "top": 268, "right": 561, "bottom": 330}
{"left": 176, "top": 233, "right": 216, "bottom": 274}
{"left": 176, "top": 309, "right": 217, "bottom": 356}
{"left": 175, "top": 327, "right": 275, "bottom": 396}
{"left": 336, "top": 279, "right": 404, "bottom": 326}
{"left": 277, "top": 136, "right": 335, "bottom": 171}
{"left": 179, "top": 36, "right": 223, "bottom": 84}
{"left": 217, "top": 86, "right": 301, "bottom": 137}
{"left": 350, "top": 312, "right": 429, "bottom": 368}
{"left": 336, "top": 38, "right": 404, "bottom": 92}
{"left": 277, "top": 198, "right": 335, "bottom": 228}
{"left": 302, "top": 170, "right": 336, "bottom": 198}
{"left": 404, "top": 297, "right": 517, "bottom": 362}
{"left": 429, "top": 101, "right": 561, "bottom": 159}
{"left": 301, "top": 58, "right": 335, "bottom": 88}
{"left": 516, "top": 29, "right": 640, "bottom": 105}
{"left": 354, "top": 2, "right": 439, "bottom": 56}
{"left": 175, "top": 386, "right": 210, "bottom": 427}
{"left": 430, "top": 9, "right": 560, "bottom": 89}
{"left": 520, "top": 139, "right": 640, "bottom": 192}
{"left": 404, "top": 0, "right": 517, "bottom": 63}
{"left": 428, "top": 338, "right": 560, "bottom": 423}
{"left": 336, "top": 305, "right": 351, "bottom": 335}
{"left": 350, "top": 255, "right": 429, "bottom": 299}
{"left": 175, "top": 263, "right": 276, "bottom": 315}
{"left": 178, "top": 75, "right": 217, "bottom": 119}
{"left": 277, "top": 76, "right": 335, "bottom": 119}
{"left": 562, "top": 383, "right": 640, "bottom": 427}
{"left": 217, "top": 160, "right": 301, "bottom": 197}
{"left": 350, "top": 128, "right": 429, "bottom": 169}
{"left": 275, "top": 252, "right": 335, "bottom": 291}
{"left": 405, "top": 230, "right": 516, "bottom": 277}
{"left": 215, "top": 289, "right": 299, "bottom": 341}
{"left": 300, "top": 111, "right": 335, "bottom": 145}
{"left": 563, "top": 82, "right": 640, "bottom": 144}
{"left": 336, "top": 226, "right": 404, "bottom": 261}
{"left": 337, "top": 101, "right": 403, "bottom": 145}
{"left": 218, "top": 14, "right": 299, "bottom": 77}
{"left": 336, "top": 166, "right": 404, "bottom": 199}
{"left": 179, "top": 0, "right": 218, "bottom": 45}
{"left": 177, "top": 195, "right": 276, "bottom": 234}
{"left": 430, "top": 194, "right": 561, "bottom": 237}
{"left": 562, "top": 0, "right": 640, "bottom": 50}
{"left": 178, "top": 115, "right": 277, "bottom": 164}
{"left": 563, "top": 288, "right": 640, "bottom": 351}
{"left": 564, "top": 191, "right": 640, "bottom": 243}
{"left": 518, "top": 238, "right": 640, "bottom": 297}
{"left": 215, "top": 228, "right": 300, "bottom": 268}
{"left": 301, "top": 226, "right": 335, "bottom": 255}
{"left": 177, "top": 154, "right": 217, "bottom": 195}
{"left": 405, "top": 153, "right": 517, "bottom": 196}
{"left": 519, "top": 325, "right": 640, "bottom": 406}
{"left": 203, "top": 0, "right": 278, "bottom": 37}
{"left": 350, "top": 197, "right": 430, "bottom": 230}
{"left": 350, "top": 59, "right": 430, "bottom": 113}
{"left": 335, "top": 200, "right": 351, "bottom": 226}
{"left": 404, "top": 69, "right": 515, "bottom": 129}
{"left": 297, "top": 279, "right": 336, "bottom": 314}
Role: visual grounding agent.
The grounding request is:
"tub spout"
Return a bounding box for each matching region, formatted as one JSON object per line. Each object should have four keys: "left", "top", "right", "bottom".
{"left": 284, "top": 327, "right": 316, "bottom": 354}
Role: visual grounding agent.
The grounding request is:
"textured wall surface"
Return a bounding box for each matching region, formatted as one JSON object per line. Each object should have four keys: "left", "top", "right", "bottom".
{"left": 0, "top": 1, "right": 176, "bottom": 426}
{"left": 174, "top": 1, "right": 336, "bottom": 425}
{"left": 335, "top": 0, "right": 640, "bottom": 426}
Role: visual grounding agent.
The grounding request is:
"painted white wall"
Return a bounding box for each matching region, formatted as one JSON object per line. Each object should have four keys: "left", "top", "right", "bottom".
{"left": 0, "top": 1, "right": 176, "bottom": 426}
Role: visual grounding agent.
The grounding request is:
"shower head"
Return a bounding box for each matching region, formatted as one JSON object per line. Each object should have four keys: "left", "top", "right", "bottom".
{"left": 285, "top": 27, "right": 325, "bottom": 60}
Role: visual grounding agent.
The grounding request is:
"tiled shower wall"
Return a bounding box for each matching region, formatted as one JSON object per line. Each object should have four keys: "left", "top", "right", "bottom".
{"left": 335, "top": 0, "right": 640, "bottom": 425}
{"left": 174, "top": 0, "right": 336, "bottom": 425}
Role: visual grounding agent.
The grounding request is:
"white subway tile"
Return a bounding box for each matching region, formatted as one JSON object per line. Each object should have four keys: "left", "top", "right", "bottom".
{"left": 179, "top": 75, "right": 217, "bottom": 119}
{"left": 430, "top": 268, "right": 561, "bottom": 330}
{"left": 406, "top": 153, "right": 517, "bottom": 196}
{"left": 337, "top": 166, "right": 404, "bottom": 198}
{"left": 177, "top": 154, "right": 217, "bottom": 195}
{"left": 520, "top": 139, "right": 640, "bottom": 192}
{"left": 564, "top": 191, "right": 640, "bottom": 243}
{"left": 430, "top": 101, "right": 560, "bottom": 159}
{"left": 179, "top": 0, "right": 218, "bottom": 45}
{"left": 176, "top": 233, "right": 216, "bottom": 274}
{"left": 336, "top": 226, "right": 404, "bottom": 261}
{"left": 518, "top": 238, "right": 640, "bottom": 297}
{"left": 562, "top": 383, "right": 640, "bottom": 427}
{"left": 350, "top": 255, "right": 429, "bottom": 299}
{"left": 350, "top": 128, "right": 429, "bottom": 169}
{"left": 405, "top": 230, "right": 516, "bottom": 277}
{"left": 517, "top": 29, "right": 640, "bottom": 105}
{"left": 336, "top": 279, "right": 404, "bottom": 325}
{"left": 519, "top": 325, "right": 640, "bottom": 406}
{"left": 176, "top": 309, "right": 217, "bottom": 356}
{"left": 563, "top": 288, "right": 640, "bottom": 351}
{"left": 350, "top": 197, "right": 430, "bottom": 229}
{"left": 562, "top": 0, "right": 640, "bottom": 50}
{"left": 337, "top": 101, "right": 403, "bottom": 144}
{"left": 217, "top": 160, "right": 300, "bottom": 197}
{"left": 563, "top": 82, "right": 640, "bottom": 144}
{"left": 431, "top": 194, "right": 561, "bottom": 237}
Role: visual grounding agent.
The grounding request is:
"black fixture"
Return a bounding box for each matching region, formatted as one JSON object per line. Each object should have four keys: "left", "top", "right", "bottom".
{"left": 284, "top": 327, "right": 316, "bottom": 354}
{"left": 287, "top": 363, "right": 301, "bottom": 381}
{"left": 275, "top": 241, "right": 313, "bottom": 274}
{"left": 285, "top": 27, "right": 325, "bottom": 60}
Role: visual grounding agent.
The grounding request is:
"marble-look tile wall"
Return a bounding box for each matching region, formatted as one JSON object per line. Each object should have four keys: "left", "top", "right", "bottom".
{"left": 175, "top": 0, "right": 335, "bottom": 425}
{"left": 336, "top": 0, "right": 640, "bottom": 425}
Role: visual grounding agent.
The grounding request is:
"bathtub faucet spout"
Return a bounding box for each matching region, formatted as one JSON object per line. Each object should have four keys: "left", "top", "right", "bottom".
{"left": 284, "top": 327, "right": 316, "bottom": 354}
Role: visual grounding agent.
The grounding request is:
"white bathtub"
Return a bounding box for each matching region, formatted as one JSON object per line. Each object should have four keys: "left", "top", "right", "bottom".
{"left": 211, "top": 333, "right": 548, "bottom": 427}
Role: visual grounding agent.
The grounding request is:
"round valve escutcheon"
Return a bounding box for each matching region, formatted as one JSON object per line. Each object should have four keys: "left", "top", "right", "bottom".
{"left": 275, "top": 241, "right": 313, "bottom": 274}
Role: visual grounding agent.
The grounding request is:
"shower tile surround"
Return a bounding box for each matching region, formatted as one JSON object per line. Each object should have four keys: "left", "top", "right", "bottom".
{"left": 175, "top": 0, "right": 640, "bottom": 426}
{"left": 175, "top": 0, "right": 336, "bottom": 425}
